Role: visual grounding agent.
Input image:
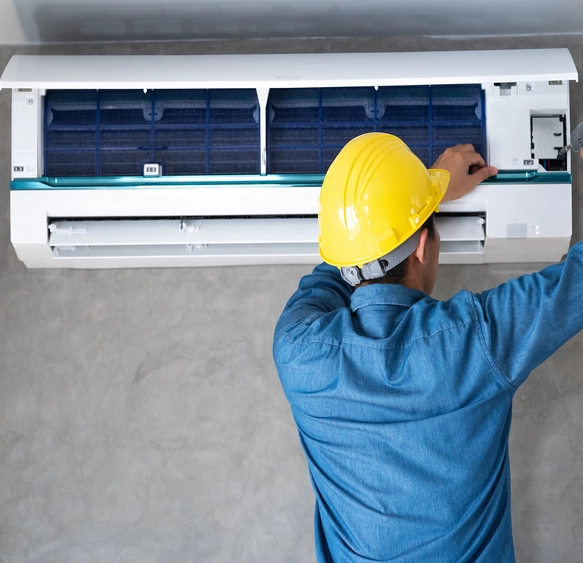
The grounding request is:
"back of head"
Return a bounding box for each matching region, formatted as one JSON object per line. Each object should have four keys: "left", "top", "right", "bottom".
{"left": 318, "top": 133, "right": 449, "bottom": 286}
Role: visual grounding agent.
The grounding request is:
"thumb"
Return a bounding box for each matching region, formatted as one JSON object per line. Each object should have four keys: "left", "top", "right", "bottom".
{"left": 471, "top": 165, "right": 498, "bottom": 185}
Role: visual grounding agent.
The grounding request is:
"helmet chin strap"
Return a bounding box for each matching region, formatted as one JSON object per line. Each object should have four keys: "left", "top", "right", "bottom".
{"left": 340, "top": 230, "right": 421, "bottom": 287}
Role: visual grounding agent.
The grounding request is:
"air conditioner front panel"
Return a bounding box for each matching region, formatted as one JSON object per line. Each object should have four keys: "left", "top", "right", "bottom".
{"left": 0, "top": 50, "right": 577, "bottom": 90}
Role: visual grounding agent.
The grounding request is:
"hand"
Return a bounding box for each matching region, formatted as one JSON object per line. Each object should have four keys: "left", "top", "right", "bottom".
{"left": 432, "top": 144, "right": 498, "bottom": 202}
{"left": 580, "top": 148, "right": 583, "bottom": 158}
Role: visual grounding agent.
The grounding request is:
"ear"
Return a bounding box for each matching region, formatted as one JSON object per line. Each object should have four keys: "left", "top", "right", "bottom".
{"left": 413, "top": 228, "right": 429, "bottom": 267}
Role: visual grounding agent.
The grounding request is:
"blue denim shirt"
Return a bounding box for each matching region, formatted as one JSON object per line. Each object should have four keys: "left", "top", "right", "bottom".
{"left": 273, "top": 242, "right": 583, "bottom": 563}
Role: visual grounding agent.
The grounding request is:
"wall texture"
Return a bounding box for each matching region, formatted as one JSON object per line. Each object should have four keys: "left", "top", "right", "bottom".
{"left": 2, "top": 0, "right": 583, "bottom": 44}
{"left": 1, "top": 36, "right": 583, "bottom": 563}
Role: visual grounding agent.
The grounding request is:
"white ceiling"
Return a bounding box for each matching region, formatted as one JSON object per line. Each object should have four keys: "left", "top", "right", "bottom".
{"left": 1, "top": 0, "right": 583, "bottom": 44}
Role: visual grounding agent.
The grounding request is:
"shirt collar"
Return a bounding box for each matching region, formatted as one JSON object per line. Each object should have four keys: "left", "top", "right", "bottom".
{"left": 350, "top": 283, "right": 429, "bottom": 313}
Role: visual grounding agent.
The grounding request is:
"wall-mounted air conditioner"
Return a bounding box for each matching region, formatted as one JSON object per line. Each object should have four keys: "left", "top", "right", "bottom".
{"left": 0, "top": 49, "right": 577, "bottom": 268}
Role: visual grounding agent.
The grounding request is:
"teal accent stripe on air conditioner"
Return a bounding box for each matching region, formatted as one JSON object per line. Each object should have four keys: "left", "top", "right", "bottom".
{"left": 10, "top": 170, "right": 571, "bottom": 191}
{"left": 482, "top": 171, "right": 571, "bottom": 184}
{"left": 10, "top": 174, "right": 327, "bottom": 190}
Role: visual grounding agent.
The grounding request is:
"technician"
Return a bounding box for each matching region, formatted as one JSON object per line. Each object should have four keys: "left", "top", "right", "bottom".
{"left": 273, "top": 133, "right": 583, "bottom": 562}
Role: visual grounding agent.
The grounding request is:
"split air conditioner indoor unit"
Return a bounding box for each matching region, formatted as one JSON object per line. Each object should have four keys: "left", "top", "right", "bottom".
{"left": 0, "top": 49, "right": 577, "bottom": 268}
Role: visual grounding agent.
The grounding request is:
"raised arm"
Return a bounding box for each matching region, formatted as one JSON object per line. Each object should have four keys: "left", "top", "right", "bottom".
{"left": 471, "top": 243, "right": 583, "bottom": 388}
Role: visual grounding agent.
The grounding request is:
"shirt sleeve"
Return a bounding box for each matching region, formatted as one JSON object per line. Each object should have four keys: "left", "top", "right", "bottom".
{"left": 470, "top": 241, "right": 583, "bottom": 388}
{"left": 273, "top": 262, "right": 354, "bottom": 346}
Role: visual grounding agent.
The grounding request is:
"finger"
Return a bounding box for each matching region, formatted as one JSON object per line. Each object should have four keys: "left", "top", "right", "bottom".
{"left": 462, "top": 151, "right": 487, "bottom": 170}
{"left": 451, "top": 143, "right": 477, "bottom": 153}
{"left": 470, "top": 165, "right": 498, "bottom": 184}
{"left": 580, "top": 148, "right": 583, "bottom": 158}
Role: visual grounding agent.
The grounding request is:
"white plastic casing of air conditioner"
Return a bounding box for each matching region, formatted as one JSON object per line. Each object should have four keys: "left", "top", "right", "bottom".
{"left": 0, "top": 49, "right": 578, "bottom": 269}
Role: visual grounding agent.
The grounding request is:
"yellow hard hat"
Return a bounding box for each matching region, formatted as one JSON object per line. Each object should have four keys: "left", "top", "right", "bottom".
{"left": 318, "top": 132, "right": 450, "bottom": 270}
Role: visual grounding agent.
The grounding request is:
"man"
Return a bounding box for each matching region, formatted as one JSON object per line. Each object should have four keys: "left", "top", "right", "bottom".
{"left": 273, "top": 133, "right": 583, "bottom": 562}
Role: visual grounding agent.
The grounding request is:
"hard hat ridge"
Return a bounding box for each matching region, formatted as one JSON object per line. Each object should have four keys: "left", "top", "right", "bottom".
{"left": 318, "top": 132, "right": 449, "bottom": 274}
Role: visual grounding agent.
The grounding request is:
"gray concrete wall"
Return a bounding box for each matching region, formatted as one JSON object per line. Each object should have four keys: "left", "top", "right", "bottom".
{"left": 1, "top": 36, "right": 583, "bottom": 562}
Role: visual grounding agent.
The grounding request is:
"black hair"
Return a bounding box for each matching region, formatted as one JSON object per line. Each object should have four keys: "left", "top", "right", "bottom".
{"left": 357, "top": 213, "right": 437, "bottom": 287}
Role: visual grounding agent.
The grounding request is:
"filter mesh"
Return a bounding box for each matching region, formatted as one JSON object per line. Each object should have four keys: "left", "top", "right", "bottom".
{"left": 267, "top": 84, "right": 485, "bottom": 173}
{"left": 44, "top": 89, "right": 261, "bottom": 176}
{"left": 44, "top": 84, "right": 485, "bottom": 177}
